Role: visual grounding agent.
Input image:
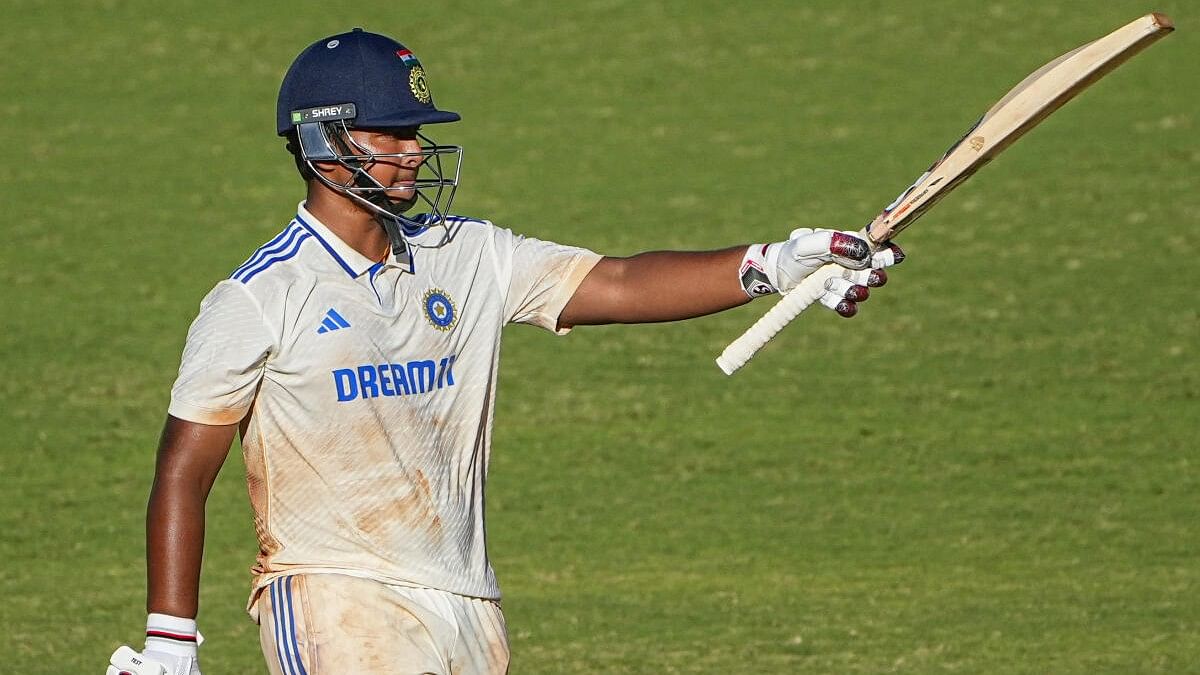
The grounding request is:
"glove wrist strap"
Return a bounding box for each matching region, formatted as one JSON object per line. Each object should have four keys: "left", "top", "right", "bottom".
{"left": 738, "top": 244, "right": 778, "bottom": 298}
{"left": 145, "top": 612, "right": 200, "bottom": 658}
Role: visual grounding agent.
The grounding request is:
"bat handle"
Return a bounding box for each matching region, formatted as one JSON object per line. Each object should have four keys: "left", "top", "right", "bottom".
{"left": 715, "top": 263, "right": 842, "bottom": 375}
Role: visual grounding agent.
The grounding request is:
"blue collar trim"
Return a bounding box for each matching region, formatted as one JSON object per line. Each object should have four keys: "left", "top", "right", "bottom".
{"left": 294, "top": 212, "right": 359, "bottom": 279}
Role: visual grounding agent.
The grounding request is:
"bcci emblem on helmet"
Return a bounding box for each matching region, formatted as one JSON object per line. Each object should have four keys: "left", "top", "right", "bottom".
{"left": 409, "top": 66, "right": 431, "bottom": 104}
{"left": 423, "top": 289, "right": 457, "bottom": 331}
{"left": 396, "top": 47, "right": 432, "bottom": 104}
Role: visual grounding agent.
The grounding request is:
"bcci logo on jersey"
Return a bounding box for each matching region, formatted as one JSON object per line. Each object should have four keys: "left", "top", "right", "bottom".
{"left": 423, "top": 289, "right": 456, "bottom": 331}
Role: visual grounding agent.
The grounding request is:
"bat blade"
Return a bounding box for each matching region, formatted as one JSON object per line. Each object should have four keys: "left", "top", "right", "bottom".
{"left": 716, "top": 12, "right": 1174, "bottom": 376}
{"left": 865, "top": 12, "right": 1173, "bottom": 244}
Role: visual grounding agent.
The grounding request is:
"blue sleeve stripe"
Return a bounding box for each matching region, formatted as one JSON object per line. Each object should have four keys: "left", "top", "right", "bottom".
{"left": 294, "top": 213, "right": 358, "bottom": 278}
{"left": 231, "top": 222, "right": 301, "bottom": 279}
{"left": 238, "top": 233, "right": 312, "bottom": 283}
{"left": 234, "top": 222, "right": 298, "bottom": 276}
{"left": 232, "top": 225, "right": 305, "bottom": 280}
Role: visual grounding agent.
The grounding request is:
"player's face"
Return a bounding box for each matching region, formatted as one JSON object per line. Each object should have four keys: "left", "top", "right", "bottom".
{"left": 348, "top": 128, "right": 425, "bottom": 205}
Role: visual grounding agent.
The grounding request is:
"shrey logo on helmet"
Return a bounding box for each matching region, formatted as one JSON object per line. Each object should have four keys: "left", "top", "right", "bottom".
{"left": 277, "top": 28, "right": 463, "bottom": 257}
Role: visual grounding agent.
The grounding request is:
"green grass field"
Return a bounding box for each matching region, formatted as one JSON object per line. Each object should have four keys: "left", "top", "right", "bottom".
{"left": 2, "top": 1, "right": 1197, "bottom": 672}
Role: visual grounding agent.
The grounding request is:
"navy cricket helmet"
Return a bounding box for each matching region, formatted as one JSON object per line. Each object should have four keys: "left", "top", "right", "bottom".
{"left": 277, "top": 28, "right": 463, "bottom": 255}
{"left": 276, "top": 28, "right": 460, "bottom": 134}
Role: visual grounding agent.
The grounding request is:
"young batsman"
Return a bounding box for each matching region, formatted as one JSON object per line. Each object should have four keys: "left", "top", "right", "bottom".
{"left": 108, "top": 28, "right": 903, "bottom": 675}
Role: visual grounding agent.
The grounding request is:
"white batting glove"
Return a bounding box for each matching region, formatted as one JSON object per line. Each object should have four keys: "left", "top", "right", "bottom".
{"left": 106, "top": 647, "right": 199, "bottom": 675}
{"left": 811, "top": 265, "right": 884, "bottom": 318}
{"left": 739, "top": 229, "right": 905, "bottom": 316}
{"left": 108, "top": 646, "right": 169, "bottom": 675}
{"left": 739, "top": 228, "right": 870, "bottom": 296}
{"left": 739, "top": 228, "right": 903, "bottom": 294}
{"left": 108, "top": 614, "right": 203, "bottom": 675}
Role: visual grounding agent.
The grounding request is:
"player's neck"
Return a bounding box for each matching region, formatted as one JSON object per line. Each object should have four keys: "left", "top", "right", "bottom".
{"left": 304, "top": 187, "right": 391, "bottom": 263}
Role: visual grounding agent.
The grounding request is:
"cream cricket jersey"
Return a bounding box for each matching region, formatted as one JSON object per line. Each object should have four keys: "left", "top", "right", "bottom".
{"left": 168, "top": 203, "right": 600, "bottom": 601}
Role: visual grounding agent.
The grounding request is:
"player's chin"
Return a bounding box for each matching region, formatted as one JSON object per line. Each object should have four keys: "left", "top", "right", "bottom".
{"left": 386, "top": 192, "right": 418, "bottom": 211}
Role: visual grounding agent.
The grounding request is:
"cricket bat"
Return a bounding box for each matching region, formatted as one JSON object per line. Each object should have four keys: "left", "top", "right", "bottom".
{"left": 716, "top": 12, "right": 1174, "bottom": 375}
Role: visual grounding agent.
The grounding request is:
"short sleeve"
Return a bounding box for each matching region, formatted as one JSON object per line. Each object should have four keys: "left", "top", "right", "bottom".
{"left": 168, "top": 280, "right": 276, "bottom": 425}
{"left": 497, "top": 229, "right": 601, "bottom": 334}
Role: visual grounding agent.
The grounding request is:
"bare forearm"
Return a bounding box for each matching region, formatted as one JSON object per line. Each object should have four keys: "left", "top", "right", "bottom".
{"left": 562, "top": 247, "right": 752, "bottom": 325}
{"left": 146, "top": 479, "right": 207, "bottom": 617}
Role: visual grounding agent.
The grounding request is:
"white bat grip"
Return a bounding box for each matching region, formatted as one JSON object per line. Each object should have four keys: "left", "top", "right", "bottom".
{"left": 715, "top": 263, "right": 841, "bottom": 375}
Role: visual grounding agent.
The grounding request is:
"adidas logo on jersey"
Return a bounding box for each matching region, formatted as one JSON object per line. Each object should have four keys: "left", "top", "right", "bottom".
{"left": 317, "top": 308, "right": 351, "bottom": 334}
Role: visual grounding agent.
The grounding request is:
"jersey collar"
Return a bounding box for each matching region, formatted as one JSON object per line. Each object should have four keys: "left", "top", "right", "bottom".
{"left": 294, "top": 202, "right": 413, "bottom": 278}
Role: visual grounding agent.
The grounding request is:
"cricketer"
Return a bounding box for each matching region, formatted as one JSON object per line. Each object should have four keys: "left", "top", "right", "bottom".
{"left": 107, "top": 28, "right": 903, "bottom": 675}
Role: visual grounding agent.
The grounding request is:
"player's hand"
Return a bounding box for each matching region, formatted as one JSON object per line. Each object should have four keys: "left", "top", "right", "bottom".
{"left": 740, "top": 228, "right": 888, "bottom": 298}
{"left": 109, "top": 614, "right": 204, "bottom": 675}
{"left": 766, "top": 228, "right": 882, "bottom": 293}
{"left": 815, "top": 239, "right": 905, "bottom": 318}
{"left": 738, "top": 229, "right": 905, "bottom": 312}
{"left": 107, "top": 645, "right": 201, "bottom": 675}
{"left": 108, "top": 646, "right": 167, "bottom": 675}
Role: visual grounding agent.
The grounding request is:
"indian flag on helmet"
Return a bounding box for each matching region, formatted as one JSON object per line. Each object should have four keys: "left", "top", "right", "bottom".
{"left": 395, "top": 49, "right": 421, "bottom": 67}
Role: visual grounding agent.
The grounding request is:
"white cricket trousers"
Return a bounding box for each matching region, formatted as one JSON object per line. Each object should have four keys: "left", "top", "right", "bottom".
{"left": 256, "top": 573, "right": 509, "bottom": 674}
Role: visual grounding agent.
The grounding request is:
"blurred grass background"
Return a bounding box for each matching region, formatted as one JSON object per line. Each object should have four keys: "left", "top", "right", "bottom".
{"left": 1, "top": 1, "right": 1196, "bottom": 672}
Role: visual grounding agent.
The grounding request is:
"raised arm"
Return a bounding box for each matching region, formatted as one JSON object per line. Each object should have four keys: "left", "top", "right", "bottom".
{"left": 560, "top": 247, "right": 752, "bottom": 326}
{"left": 559, "top": 229, "right": 904, "bottom": 327}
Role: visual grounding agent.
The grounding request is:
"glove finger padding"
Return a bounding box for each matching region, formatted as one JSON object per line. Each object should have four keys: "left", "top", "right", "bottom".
{"left": 839, "top": 266, "right": 881, "bottom": 288}
{"left": 844, "top": 267, "right": 889, "bottom": 288}
{"left": 783, "top": 228, "right": 872, "bottom": 270}
{"left": 818, "top": 277, "right": 871, "bottom": 318}
{"left": 818, "top": 242, "right": 907, "bottom": 318}
{"left": 871, "top": 241, "right": 905, "bottom": 269}
{"left": 828, "top": 231, "right": 874, "bottom": 269}
{"left": 818, "top": 291, "right": 858, "bottom": 317}
{"left": 825, "top": 276, "right": 869, "bottom": 302}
